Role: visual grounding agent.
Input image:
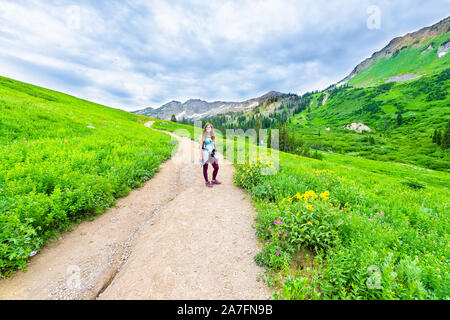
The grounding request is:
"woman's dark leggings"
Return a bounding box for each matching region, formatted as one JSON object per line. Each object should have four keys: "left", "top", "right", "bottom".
{"left": 203, "top": 158, "right": 219, "bottom": 182}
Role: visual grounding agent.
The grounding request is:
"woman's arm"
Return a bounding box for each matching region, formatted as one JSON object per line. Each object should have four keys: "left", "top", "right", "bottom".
{"left": 199, "top": 137, "right": 204, "bottom": 156}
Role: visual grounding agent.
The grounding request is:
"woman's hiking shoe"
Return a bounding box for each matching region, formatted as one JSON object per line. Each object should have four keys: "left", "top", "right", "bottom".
{"left": 205, "top": 181, "right": 213, "bottom": 187}
{"left": 212, "top": 179, "right": 222, "bottom": 185}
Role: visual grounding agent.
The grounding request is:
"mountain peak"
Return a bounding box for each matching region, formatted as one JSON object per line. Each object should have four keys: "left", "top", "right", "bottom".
{"left": 260, "top": 91, "right": 284, "bottom": 98}
{"left": 185, "top": 98, "right": 204, "bottom": 103}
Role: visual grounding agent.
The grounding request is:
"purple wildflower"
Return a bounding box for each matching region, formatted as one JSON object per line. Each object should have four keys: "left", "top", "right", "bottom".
{"left": 286, "top": 232, "right": 288, "bottom": 236}
{"left": 30, "top": 251, "right": 37, "bottom": 257}
{"left": 268, "top": 226, "right": 271, "bottom": 230}
{"left": 276, "top": 251, "right": 281, "bottom": 255}
{"left": 278, "top": 230, "right": 281, "bottom": 235}
{"left": 274, "top": 220, "right": 277, "bottom": 225}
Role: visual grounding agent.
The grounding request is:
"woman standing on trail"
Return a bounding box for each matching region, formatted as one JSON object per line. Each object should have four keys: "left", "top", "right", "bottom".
{"left": 199, "top": 123, "right": 221, "bottom": 188}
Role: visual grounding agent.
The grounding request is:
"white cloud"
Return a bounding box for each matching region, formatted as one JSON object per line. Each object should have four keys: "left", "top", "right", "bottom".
{"left": 0, "top": 0, "right": 448, "bottom": 110}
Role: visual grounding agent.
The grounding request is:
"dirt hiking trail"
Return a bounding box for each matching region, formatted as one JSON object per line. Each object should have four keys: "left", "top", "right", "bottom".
{"left": 0, "top": 121, "right": 271, "bottom": 300}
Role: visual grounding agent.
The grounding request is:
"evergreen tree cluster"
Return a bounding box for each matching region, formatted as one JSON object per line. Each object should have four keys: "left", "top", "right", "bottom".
{"left": 433, "top": 119, "right": 450, "bottom": 149}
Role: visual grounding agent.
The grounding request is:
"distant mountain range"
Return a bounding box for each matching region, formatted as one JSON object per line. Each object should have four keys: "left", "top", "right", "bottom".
{"left": 131, "top": 91, "right": 285, "bottom": 121}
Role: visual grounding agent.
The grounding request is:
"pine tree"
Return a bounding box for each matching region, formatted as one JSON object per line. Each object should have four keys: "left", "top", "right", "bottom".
{"left": 436, "top": 129, "right": 442, "bottom": 145}
{"left": 171, "top": 114, "right": 177, "bottom": 122}
{"left": 397, "top": 111, "right": 402, "bottom": 126}
{"left": 276, "top": 123, "right": 282, "bottom": 151}
{"left": 291, "top": 128, "right": 296, "bottom": 152}
{"left": 255, "top": 117, "right": 261, "bottom": 145}
{"left": 441, "top": 119, "right": 450, "bottom": 149}
{"left": 432, "top": 128, "right": 437, "bottom": 143}
{"left": 268, "top": 128, "right": 272, "bottom": 149}
{"left": 283, "top": 125, "right": 288, "bottom": 152}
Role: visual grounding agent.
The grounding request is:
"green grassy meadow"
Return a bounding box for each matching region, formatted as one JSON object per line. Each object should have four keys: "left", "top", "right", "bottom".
{"left": 0, "top": 76, "right": 176, "bottom": 277}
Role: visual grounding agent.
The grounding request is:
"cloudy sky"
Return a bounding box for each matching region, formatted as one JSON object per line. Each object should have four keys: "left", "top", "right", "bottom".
{"left": 0, "top": 0, "right": 448, "bottom": 111}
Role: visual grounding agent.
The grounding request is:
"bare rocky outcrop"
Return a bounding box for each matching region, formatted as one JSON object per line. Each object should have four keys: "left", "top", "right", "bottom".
{"left": 344, "top": 122, "right": 372, "bottom": 133}
{"left": 385, "top": 73, "right": 424, "bottom": 83}
{"left": 437, "top": 40, "right": 450, "bottom": 58}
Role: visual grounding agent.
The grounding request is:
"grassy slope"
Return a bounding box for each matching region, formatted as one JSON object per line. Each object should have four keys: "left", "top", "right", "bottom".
{"left": 152, "top": 119, "right": 450, "bottom": 299}
{"left": 348, "top": 32, "right": 450, "bottom": 87}
{"left": 290, "top": 67, "right": 450, "bottom": 171}
{"left": 0, "top": 76, "right": 176, "bottom": 277}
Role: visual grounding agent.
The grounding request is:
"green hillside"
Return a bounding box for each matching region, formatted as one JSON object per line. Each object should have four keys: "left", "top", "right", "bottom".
{"left": 0, "top": 76, "right": 176, "bottom": 277}
{"left": 290, "top": 68, "right": 450, "bottom": 170}
{"left": 347, "top": 31, "right": 450, "bottom": 87}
